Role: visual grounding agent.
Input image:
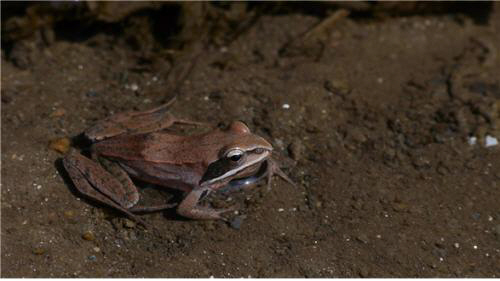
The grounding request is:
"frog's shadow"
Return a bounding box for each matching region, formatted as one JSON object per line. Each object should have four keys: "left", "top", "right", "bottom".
{"left": 54, "top": 134, "right": 188, "bottom": 222}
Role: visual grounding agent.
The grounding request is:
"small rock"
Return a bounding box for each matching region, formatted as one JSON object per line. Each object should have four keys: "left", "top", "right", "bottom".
{"left": 471, "top": 212, "right": 481, "bottom": 220}
{"left": 494, "top": 225, "right": 500, "bottom": 238}
{"left": 50, "top": 108, "right": 66, "bottom": 118}
{"left": 358, "top": 266, "right": 369, "bottom": 277}
{"left": 485, "top": 135, "right": 498, "bottom": 147}
{"left": 412, "top": 155, "right": 430, "bottom": 169}
{"left": 93, "top": 247, "right": 100, "bottom": 252}
{"left": 63, "top": 210, "right": 74, "bottom": 218}
{"left": 436, "top": 165, "right": 448, "bottom": 175}
{"left": 128, "top": 231, "right": 137, "bottom": 240}
{"left": 349, "top": 127, "right": 367, "bottom": 143}
{"left": 63, "top": 210, "right": 78, "bottom": 224}
{"left": 123, "top": 219, "right": 136, "bottom": 229}
{"left": 1, "top": 91, "right": 13, "bottom": 104}
{"left": 288, "top": 140, "right": 304, "bottom": 161}
{"left": 392, "top": 202, "right": 409, "bottom": 212}
{"left": 130, "top": 83, "right": 139, "bottom": 91}
{"left": 230, "top": 215, "right": 246, "bottom": 230}
{"left": 203, "top": 221, "right": 215, "bottom": 231}
{"left": 356, "top": 234, "right": 369, "bottom": 244}
{"left": 49, "top": 137, "right": 70, "bottom": 154}
{"left": 324, "top": 79, "right": 350, "bottom": 97}
{"left": 41, "top": 27, "right": 55, "bottom": 45}
{"left": 32, "top": 247, "right": 46, "bottom": 255}
{"left": 435, "top": 241, "right": 445, "bottom": 249}
{"left": 468, "top": 136, "right": 477, "bottom": 145}
{"left": 82, "top": 231, "right": 95, "bottom": 241}
{"left": 382, "top": 147, "right": 396, "bottom": 160}
{"left": 86, "top": 90, "right": 98, "bottom": 98}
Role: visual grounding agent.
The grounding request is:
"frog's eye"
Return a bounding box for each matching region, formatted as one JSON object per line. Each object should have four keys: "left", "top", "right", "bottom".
{"left": 226, "top": 149, "right": 244, "bottom": 162}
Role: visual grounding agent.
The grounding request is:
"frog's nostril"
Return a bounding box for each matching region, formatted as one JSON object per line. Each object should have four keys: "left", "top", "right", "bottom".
{"left": 254, "top": 148, "right": 264, "bottom": 154}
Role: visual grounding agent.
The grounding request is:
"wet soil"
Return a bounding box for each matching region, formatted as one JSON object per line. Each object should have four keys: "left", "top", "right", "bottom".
{"left": 2, "top": 2, "right": 500, "bottom": 277}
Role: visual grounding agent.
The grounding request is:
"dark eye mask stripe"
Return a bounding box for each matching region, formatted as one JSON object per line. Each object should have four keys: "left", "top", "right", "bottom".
{"left": 199, "top": 157, "right": 238, "bottom": 185}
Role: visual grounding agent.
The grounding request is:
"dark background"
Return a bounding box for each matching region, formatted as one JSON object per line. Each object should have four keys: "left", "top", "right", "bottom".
{"left": 2, "top": 2, "right": 499, "bottom": 277}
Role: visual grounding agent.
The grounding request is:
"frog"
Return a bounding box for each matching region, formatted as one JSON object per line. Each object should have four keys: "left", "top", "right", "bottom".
{"left": 63, "top": 99, "right": 294, "bottom": 225}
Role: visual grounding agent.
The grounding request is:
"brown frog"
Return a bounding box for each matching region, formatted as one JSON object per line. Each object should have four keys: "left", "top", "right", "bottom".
{"left": 63, "top": 100, "right": 294, "bottom": 224}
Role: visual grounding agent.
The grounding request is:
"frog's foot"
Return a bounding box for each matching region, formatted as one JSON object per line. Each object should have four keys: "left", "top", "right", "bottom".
{"left": 85, "top": 98, "right": 210, "bottom": 141}
{"left": 267, "top": 158, "right": 296, "bottom": 189}
{"left": 63, "top": 151, "right": 145, "bottom": 226}
{"left": 177, "top": 188, "right": 236, "bottom": 220}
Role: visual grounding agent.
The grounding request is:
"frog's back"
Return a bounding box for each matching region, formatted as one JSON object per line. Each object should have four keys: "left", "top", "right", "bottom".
{"left": 94, "top": 131, "right": 217, "bottom": 165}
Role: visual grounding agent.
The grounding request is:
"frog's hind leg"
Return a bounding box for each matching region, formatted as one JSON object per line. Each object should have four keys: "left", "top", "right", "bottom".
{"left": 96, "top": 157, "right": 177, "bottom": 213}
{"left": 85, "top": 98, "right": 209, "bottom": 141}
{"left": 63, "top": 151, "right": 145, "bottom": 225}
{"left": 129, "top": 203, "right": 178, "bottom": 213}
{"left": 95, "top": 157, "right": 140, "bottom": 208}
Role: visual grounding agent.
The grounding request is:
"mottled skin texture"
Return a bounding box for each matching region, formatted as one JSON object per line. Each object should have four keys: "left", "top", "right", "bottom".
{"left": 63, "top": 102, "right": 294, "bottom": 225}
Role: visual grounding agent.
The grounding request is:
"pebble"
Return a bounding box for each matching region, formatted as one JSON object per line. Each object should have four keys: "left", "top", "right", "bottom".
{"left": 411, "top": 155, "right": 430, "bottom": 169}
{"left": 63, "top": 210, "right": 78, "bottom": 224}
{"left": 50, "top": 108, "right": 66, "bottom": 118}
{"left": 82, "top": 231, "right": 95, "bottom": 241}
{"left": 203, "top": 221, "right": 215, "bottom": 231}
{"left": 471, "top": 212, "right": 481, "bottom": 220}
{"left": 32, "top": 247, "right": 46, "bottom": 255}
{"left": 349, "top": 127, "right": 367, "bottom": 143}
{"left": 86, "top": 90, "right": 98, "bottom": 98}
{"left": 392, "top": 202, "right": 409, "bottom": 212}
{"left": 123, "top": 219, "right": 136, "bottom": 229}
{"left": 358, "top": 266, "right": 369, "bottom": 277}
{"left": 356, "top": 234, "right": 369, "bottom": 244}
{"left": 494, "top": 225, "right": 500, "bottom": 239}
{"left": 467, "top": 136, "right": 477, "bottom": 145}
{"left": 436, "top": 164, "right": 448, "bottom": 175}
{"left": 485, "top": 135, "right": 498, "bottom": 147}
{"left": 49, "top": 137, "right": 70, "bottom": 154}
{"left": 130, "top": 83, "right": 139, "bottom": 91}
{"left": 93, "top": 247, "right": 100, "bottom": 252}
{"left": 63, "top": 210, "right": 75, "bottom": 218}
{"left": 382, "top": 147, "right": 396, "bottom": 160}
{"left": 229, "top": 215, "right": 246, "bottom": 230}
{"left": 324, "top": 79, "right": 350, "bottom": 96}
{"left": 288, "top": 140, "right": 304, "bottom": 161}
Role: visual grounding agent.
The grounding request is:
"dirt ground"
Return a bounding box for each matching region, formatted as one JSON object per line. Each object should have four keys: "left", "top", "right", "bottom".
{"left": 1, "top": 2, "right": 500, "bottom": 277}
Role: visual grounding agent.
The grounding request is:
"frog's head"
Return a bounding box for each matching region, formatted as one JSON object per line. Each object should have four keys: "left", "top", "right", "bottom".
{"left": 199, "top": 121, "right": 272, "bottom": 186}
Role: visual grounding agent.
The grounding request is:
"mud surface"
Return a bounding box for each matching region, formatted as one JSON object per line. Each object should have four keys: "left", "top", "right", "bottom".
{"left": 2, "top": 2, "right": 500, "bottom": 277}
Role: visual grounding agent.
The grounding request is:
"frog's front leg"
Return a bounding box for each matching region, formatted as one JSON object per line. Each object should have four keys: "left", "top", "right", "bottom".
{"left": 63, "top": 151, "right": 143, "bottom": 223}
{"left": 85, "top": 98, "right": 209, "bottom": 141}
{"left": 177, "top": 188, "right": 235, "bottom": 220}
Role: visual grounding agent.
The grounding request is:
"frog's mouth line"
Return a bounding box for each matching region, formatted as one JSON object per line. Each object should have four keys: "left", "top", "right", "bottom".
{"left": 201, "top": 150, "right": 270, "bottom": 186}
{"left": 223, "top": 160, "right": 268, "bottom": 192}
